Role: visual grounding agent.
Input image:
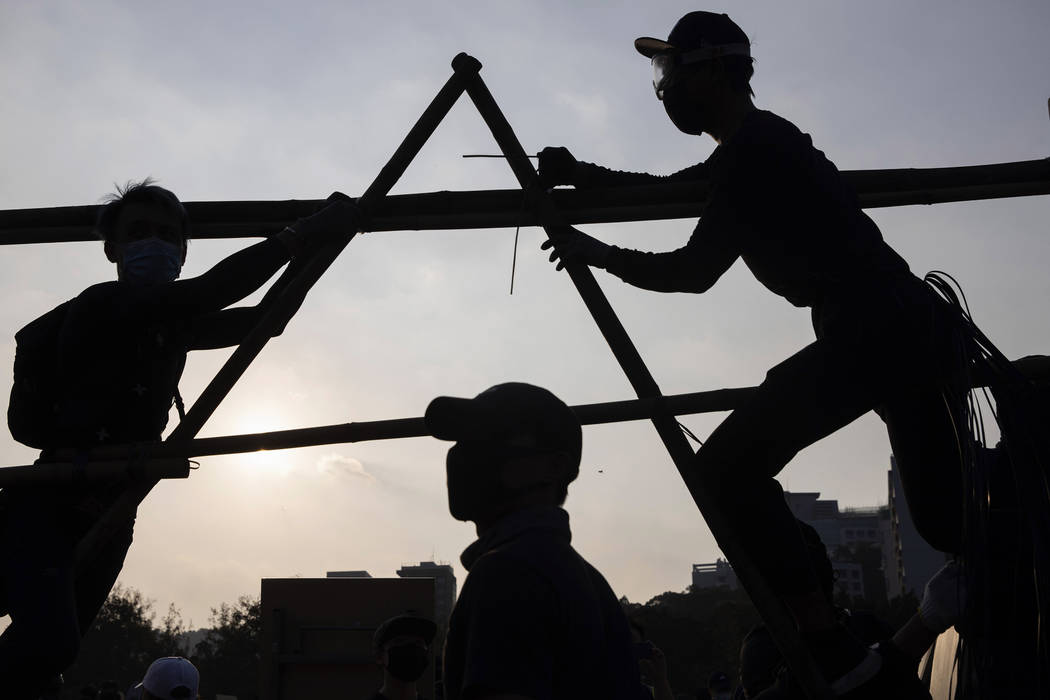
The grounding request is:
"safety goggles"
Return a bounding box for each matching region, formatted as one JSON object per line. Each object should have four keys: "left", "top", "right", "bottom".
{"left": 651, "top": 43, "right": 751, "bottom": 100}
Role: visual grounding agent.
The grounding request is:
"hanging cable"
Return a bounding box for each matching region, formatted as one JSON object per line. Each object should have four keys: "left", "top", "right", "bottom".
{"left": 508, "top": 177, "right": 535, "bottom": 295}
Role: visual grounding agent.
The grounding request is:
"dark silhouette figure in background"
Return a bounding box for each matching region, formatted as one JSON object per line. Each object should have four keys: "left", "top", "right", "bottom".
{"left": 0, "top": 180, "right": 359, "bottom": 697}
{"left": 628, "top": 618, "right": 675, "bottom": 700}
{"left": 133, "top": 656, "right": 199, "bottom": 700}
{"left": 370, "top": 611, "right": 438, "bottom": 700}
{"left": 540, "top": 11, "right": 968, "bottom": 695}
{"left": 425, "top": 382, "right": 648, "bottom": 700}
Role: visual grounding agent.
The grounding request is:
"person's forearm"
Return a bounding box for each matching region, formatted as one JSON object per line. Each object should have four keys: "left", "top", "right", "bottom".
{"left": 604, "top": 246, "right": 720, "bottom": 293}
{"left": 194, "top": 237, "right": 293, "bottom": 308}
{"left": 150, "top": 236, "right": 293, "bottom": 323}
{"left": 574, "top": 161, "right": 708, "bottom": 188}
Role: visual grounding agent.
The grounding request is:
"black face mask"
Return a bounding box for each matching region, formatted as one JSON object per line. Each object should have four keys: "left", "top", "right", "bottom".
{"left": 446, "top": 442, "right": 509, "bottom": 521}
{"left": 663, "top": 84, "right": 709, "bottom": 136}
{"left": 386, "top": 643, "right": 429, "bottom": 682}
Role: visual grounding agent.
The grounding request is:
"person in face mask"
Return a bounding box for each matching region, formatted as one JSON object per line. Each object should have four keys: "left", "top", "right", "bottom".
{"left": 370, "top": 612, "right": 437, "bottom": 700}
{"left": 537, "top": 10, "right": 972, "bottom": 698}
{"left": 0, "top": 178, "right": 361, "bottom": 698}
{"left": 426, "top": 383, "right": 649, "bottom": 700}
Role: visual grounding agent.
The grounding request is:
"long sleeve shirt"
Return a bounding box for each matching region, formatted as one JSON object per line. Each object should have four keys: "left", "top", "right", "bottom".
{"left": 577, "top": 110, "right": 911, "bottom": 320}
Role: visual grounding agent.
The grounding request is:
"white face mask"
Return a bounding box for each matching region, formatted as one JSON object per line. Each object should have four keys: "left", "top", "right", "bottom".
{"left": 122, "top": 237, "right": 183, "bottom": 284}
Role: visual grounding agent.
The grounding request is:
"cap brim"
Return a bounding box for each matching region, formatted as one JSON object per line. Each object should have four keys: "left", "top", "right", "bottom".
{"left": 425, "top": 396, "right": 489, "bottom": 441}
{"left": 635, "top": 36, "right": 674, "bottom": 58}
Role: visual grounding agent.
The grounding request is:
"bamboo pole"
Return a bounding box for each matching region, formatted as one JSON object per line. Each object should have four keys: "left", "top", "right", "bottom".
{"left": 7, "top": 354, "right": 1046, "bottom": 483}
{"left": 1, "top": 158, "right": 1047, "bottom": 245}
{"left": 0, "top": 458, "right": 189, "bottom": 488}
{"left": 8, "top": 355, "right": 1041, "bottom": 474}
{"left": 456, "top": 55, "right": 835, "bottom": 699}
{"left": 24, "top": 388, "right": 751, "bottom": 468}
{"left": 73, "top": 62, "right": 474, "bottom": 569}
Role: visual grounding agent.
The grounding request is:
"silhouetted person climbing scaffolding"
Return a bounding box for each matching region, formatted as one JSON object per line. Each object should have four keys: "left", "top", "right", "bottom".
{"left": 540, "top": 11, "right": 970, "bottom": 696}
{"left": 1, "top": 179, "right": 360, "bottom": 698}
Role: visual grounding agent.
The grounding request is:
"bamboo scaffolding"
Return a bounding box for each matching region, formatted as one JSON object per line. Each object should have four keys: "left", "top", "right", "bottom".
{"left": 0, "top": 158, "right": 1047, "bottom": 245}
{"left": 2, "top": 50, "right": 1044, "bottom": 698}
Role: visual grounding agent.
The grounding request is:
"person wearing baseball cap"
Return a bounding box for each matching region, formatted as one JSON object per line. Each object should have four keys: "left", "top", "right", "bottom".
{"left": 426, "top": 383, "right": 646, "bottom": 700}
{"left": 135, "top": 657, "right": 199, "bottom": 700}
{"left": 370, "top": 611, "right": 438, "bottom": 700}
{"left": 538, "top": 9, "right": 969, "bottom": 698}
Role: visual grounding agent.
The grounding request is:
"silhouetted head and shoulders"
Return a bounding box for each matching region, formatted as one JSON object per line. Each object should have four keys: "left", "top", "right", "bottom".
{"left": 426, "top": 383, "right": 645, "bottom": 700}
{"left": 371, "top": 612, "right": 437, "bottom": 700}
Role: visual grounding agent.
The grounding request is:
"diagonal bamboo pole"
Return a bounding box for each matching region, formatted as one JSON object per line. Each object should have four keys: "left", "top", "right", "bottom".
{"left": 74, "top": 62, "right": 476, "bottom": 569}
{"left": 455, "top": 54, "right": 835, "bottom": 699}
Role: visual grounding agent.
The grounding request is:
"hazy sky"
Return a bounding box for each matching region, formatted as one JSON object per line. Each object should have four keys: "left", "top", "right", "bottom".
{"left": 1, "top": 1, "right": 1048, "bottom": 628}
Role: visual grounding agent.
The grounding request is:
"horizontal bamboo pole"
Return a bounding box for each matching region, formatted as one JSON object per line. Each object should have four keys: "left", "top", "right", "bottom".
{"left": 9, "top": 353, "right": 1043, "bottom": 475}
{"left": 32, "top": 387, "right": 754, "bottom": 466}
{"left": 0, "top": 458, "right": 189, "bottom": 488}
{"left": 1, "top": 158, "right": 1047, "bottom": 245}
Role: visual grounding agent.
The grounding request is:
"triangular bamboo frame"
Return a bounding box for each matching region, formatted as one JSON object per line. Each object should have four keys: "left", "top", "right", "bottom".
{"left": 3, "top": 53, "right": 1050, "bottom": 698}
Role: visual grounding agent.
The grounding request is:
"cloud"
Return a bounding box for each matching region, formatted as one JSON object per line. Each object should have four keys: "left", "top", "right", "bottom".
{"left": 316, "top": 452, "right": 376, "bottom": 484}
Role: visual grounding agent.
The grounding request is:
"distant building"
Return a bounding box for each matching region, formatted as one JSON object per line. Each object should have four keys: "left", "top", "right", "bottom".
{"left": 397, "top": 561, "right": 457, "bottom": 629}
{"left": 691, "top": 558, "right": 739, "bottom": 591}
{"left": 832, "top": 561, "right": 866, "bottom": 599}
{"left": 783, "top": 490, "right": 890, "bottom": 603}
{"left": 326, "top": 570, "right": 373, "bottom": 578}
{"left": 694, "top": 462, "right": 951, "bottom": 602}
{"left": 885, "top": 456, "right": 951, "bottom": 598}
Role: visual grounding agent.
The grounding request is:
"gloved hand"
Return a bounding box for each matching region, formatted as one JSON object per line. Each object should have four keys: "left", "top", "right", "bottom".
{"left": 918, "top": 560, "right": 966, "bottom": 633}
{"left": 537, "top": 146, "right": 579, "bottom": 187}
{"left": 278, "top": 192, "right": 363, "bottom": 256}
{"left": 540, "top": 224, "right": 612, "bottom": 271}
{"left": 300, "top": 191, "right": 363, "bottom": 238}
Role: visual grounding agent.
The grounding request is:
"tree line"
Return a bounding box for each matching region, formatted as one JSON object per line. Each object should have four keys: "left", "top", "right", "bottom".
{"left": 63, "top": 580, "right": 918, "bottom": 699}
{"left": 63, "top": 585, "right": 261, "bottom": 699}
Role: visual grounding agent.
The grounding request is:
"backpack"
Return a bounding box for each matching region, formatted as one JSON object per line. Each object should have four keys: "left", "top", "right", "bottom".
{"left": 7, "top": 300, "right": 72, "bottom": 449}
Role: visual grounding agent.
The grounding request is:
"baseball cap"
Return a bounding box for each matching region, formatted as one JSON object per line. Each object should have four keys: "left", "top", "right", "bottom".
{"left": 373, "top": 611, "right": 438, "bottom": 651}
{"left": 635, "top": 11, "right": 750, "bottom": 59}
{"left": 425, "top": 382, "right": 582, "bottom": 470}
{"left": 139, "top": 657, "right": 199, "bottom": 700}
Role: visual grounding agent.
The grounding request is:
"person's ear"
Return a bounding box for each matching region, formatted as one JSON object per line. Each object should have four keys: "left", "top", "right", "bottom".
{"left": 501, "top": 453, "right": 568, "bottom": 490}
{"left": 104, "top": 239, "right": 119, "bottom": 263}
{"left": 709, "top": 59, "right": 731, "bottom": 91}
